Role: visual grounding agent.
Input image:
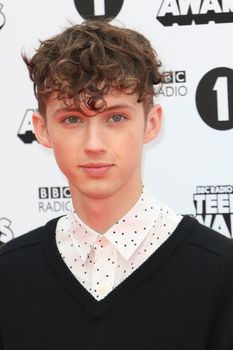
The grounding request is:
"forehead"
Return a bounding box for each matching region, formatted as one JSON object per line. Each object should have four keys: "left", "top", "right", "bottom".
{"left": 46, "top": 91, "right": 143, "bottom": 117}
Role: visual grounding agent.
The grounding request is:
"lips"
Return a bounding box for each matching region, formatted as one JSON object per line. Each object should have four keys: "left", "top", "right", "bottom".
{"left": 79, "top": 163, "right": 114, "bottom": 176}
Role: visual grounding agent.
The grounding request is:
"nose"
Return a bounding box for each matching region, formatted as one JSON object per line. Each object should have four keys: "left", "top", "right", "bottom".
{"left": 83, "top": 120, "right": 107, "bottom": 155}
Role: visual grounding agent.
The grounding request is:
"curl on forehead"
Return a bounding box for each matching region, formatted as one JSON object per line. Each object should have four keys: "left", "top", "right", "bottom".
{"left": 22, "top": 20, "right": 164, "bottom": 116}
{"left": 48, "top": 87, "right": 142, "bottom": 120}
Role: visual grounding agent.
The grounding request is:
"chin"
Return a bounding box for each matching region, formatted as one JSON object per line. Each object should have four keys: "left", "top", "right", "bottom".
{"left": 84, "top": 190, "right": 113, "bottom": 200}
{"left": 79, "top": 184, "right": 119, "bottom": 200}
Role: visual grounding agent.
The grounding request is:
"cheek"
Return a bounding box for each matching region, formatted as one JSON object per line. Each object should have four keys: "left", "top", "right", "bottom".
{"left": 119, "top": 131, "right": 144, "bottom": 162}
{"left": 51, "top": 138, "right": 75, "bottom": 170}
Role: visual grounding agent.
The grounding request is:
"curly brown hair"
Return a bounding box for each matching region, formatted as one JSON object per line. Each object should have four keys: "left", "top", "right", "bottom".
{"left": 23, "top": 20, "right": 164, "bottom": 116}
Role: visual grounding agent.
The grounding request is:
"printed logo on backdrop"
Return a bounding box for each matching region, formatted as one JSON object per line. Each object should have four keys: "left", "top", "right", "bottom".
{"left": 0, "top": 218, "right": 14, "bottom": 245}
{"left": 74, "top": 0, "right": 124, "bottom": 20}
{"left": 38, "top": 187, "right": 72, "bottom": 213}
{"left": 158, "top": 70, "right": 187, "bottom": 97}
{"left": 0, "top": 3, "right": 5, "bottom": 30}
{"left": 18, "top": 109, "right": 37, "bottom": 143}
{"left": 157, "top": 0, "right": 233, "bottom": 26}
{"left": 196, "top": 67, "right": 233, "bottom": 130}
{"left": 193, "top": 185, "right": 233, "bottom": 238}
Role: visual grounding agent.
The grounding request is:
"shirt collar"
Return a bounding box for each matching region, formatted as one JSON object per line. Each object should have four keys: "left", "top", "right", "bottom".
{"left": 68, "top": 188, "right": 159, "bottom": 262}
{"left": 69, "top": 213, "right": 98, "bottom": 263}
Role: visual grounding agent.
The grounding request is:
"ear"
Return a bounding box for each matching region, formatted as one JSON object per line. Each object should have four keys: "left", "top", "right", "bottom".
{"left": 32, "top": 112, "right": 52, "bottom": 148}
{"left": 143, "top": 104, "right": 162, "bottom": 144}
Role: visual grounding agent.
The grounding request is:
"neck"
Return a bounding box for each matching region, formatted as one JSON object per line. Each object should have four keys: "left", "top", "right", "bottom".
{"left": 69, "top": 182, "right": 143, "bottom": 233}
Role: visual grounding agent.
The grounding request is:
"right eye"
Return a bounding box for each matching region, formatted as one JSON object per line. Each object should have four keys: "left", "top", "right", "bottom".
{"left": 63, "top": 116, "right": 82, "bottom": 124}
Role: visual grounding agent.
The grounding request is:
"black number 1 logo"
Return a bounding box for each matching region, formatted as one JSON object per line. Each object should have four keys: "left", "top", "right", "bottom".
{"left": 196, "top": 67, "right": 233, "bottom": 130}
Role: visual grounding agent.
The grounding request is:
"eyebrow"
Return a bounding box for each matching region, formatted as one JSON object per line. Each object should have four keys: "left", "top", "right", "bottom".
{"left": 52, "top": 107, "right": 79, "bottom": 118}
{"left": 52, "top": 103, "right": 135, "bottom": 118}
{"left": 105, "top": 103, "right": 135, "bottom": 111}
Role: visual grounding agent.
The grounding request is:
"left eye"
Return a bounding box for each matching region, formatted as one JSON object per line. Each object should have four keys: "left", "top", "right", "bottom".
{"left": 109, "top": 114, "right": 126, "bottom": 123}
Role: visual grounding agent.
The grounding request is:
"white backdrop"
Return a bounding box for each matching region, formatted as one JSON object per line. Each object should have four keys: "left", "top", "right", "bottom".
{"left": 0, "top": 0, "right": 233, "bottom": 244}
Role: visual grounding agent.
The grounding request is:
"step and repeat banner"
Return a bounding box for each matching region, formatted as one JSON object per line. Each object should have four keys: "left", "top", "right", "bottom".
{"left": 0, "top": 0, "right": 233, "bottom": 244}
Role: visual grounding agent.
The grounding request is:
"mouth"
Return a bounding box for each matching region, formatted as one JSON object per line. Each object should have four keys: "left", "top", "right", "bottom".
{"left": 79, "top": 163, "right": 114, "bottom": 176}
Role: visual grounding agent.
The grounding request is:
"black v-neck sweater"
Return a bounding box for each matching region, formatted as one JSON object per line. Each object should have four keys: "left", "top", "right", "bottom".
{"left": 1, "top": 216, "right": 233, "bottom": 349}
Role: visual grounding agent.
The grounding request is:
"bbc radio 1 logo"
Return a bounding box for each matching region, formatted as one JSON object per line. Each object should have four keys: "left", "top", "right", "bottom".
{"left": 0, "top": 218, "right": 14, "bottom": 245}
{"left": 73, "top": 0, "right": 124, "bottom": 20}
{"left": 18, "top": 109, "right": 37, "bottom": 143}
{"left": 0, "top": 3, "right": 5, "bottom": 30}
{"left": 196, "top": 67, "right": 233, "bottom": 130}
{"left": 158, "top": 70, "right": 187, "bottom": 97}
{"left": 38, "top": 187, "right": 72, "bottom": 213}
{"left": 193, "top": 185, "right": 233, "bottom": 238}
{"left": 157, "top": 0, "right": 233, "bottom": 26}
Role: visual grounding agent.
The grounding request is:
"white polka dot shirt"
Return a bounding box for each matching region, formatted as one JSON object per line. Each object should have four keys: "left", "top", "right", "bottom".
{"left": 56, "top": 189, "right": 182, "bottom": 301}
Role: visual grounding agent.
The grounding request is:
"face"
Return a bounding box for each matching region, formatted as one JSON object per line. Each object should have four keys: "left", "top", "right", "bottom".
{"left": 33, "top": 92, "right": 162, "bottom": 202}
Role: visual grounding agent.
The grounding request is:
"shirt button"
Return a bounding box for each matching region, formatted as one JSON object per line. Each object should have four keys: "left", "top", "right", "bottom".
{"left": 98, "top": 235, "right": 108, "bottom": 246}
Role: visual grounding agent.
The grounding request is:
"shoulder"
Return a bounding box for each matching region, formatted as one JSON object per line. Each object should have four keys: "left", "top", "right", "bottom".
{"left": 184, "top": 215, "right": 233, "bottom": 258}
{"left": 179, "top": 216, "right": 233, "bottom": 287}
{"left": 173, "top": 217, "right": 233, "bottom": 298}
{"left": 0, "top": 216, "right": 61, "bottom": 260}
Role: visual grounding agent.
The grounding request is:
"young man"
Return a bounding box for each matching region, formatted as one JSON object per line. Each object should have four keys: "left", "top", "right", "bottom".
{"left": 1, "top": 20, "right": 233, "bottom": 350}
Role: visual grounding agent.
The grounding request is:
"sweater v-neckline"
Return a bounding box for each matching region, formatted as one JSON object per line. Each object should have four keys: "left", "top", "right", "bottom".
{"left": 41, "top": 215, "right": 197, "bottom": 318}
